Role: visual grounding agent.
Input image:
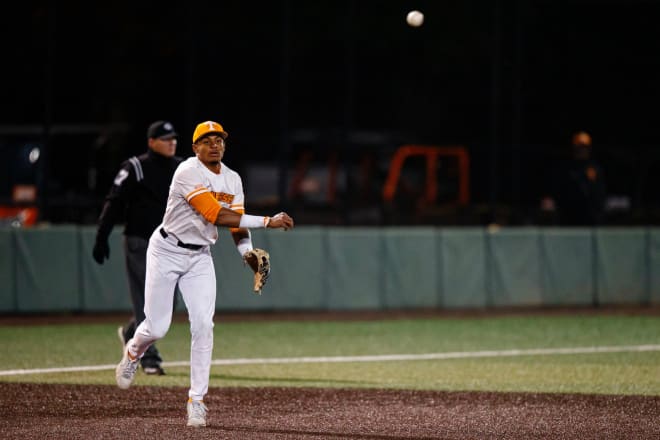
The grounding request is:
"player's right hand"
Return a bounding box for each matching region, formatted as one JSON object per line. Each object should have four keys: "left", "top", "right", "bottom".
{"left": 92, "top": 240, "right": 110, "bottom": 264}
{"left": 268, "top": 212, "right": 294, "bottom": 231}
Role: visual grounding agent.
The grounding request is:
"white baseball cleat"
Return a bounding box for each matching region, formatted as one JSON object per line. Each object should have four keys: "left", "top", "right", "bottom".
{"left": 115, "top": 346, "right": 139, "bottom": 389}
{"left": 187, "top": 399, "right": 208, "bottom": 427}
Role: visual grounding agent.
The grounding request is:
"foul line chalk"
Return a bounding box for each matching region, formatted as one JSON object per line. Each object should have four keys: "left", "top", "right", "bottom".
{"left": 1, "top": 344, "right": 659, "bottom": 376}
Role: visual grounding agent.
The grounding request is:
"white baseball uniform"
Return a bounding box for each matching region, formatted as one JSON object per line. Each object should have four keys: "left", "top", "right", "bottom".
{"left": 128, "top": 156, "right": 245, "bottom": 401}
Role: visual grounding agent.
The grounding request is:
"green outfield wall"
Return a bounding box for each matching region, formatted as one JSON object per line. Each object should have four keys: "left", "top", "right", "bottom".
{"left": 0, "top": 226, "right": 658, "bottom": 313}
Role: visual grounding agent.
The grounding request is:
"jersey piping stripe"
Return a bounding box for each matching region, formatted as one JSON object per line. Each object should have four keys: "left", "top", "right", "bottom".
{"left": 129, "top": 157, "right": 144, "bottom": 182}
{"left": 186, "top": 187, "right": 209, "bottom": 201}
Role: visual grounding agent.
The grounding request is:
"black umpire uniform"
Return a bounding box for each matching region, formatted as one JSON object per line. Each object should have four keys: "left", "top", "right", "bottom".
{"left": 93, "top": 120, "right": 183, "bottom": 375}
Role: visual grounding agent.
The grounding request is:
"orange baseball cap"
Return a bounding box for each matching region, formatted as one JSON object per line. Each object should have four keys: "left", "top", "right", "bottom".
{"left": 192, "top": 121, "right": 228, "bottom": 143}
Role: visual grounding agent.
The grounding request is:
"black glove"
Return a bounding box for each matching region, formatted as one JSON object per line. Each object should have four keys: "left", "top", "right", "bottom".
{"left": 92, "top": 239, "right": 110, "bottom": 264}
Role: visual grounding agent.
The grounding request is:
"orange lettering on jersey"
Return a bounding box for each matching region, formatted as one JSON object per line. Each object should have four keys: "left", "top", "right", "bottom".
{"left": 211, "top": 192, "right": 235, "bottom": 204}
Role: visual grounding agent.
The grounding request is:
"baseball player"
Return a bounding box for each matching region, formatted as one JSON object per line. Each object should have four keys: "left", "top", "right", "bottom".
{"left": 93, "top": 120, "right": 182, "bottom": 375}
{"left": 114, "top": 120, "right": 294, "bottom": 428}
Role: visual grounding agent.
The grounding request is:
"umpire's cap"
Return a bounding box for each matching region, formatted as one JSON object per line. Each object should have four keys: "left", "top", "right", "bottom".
{"left": 147, "top": 121, "right": 177, "bottom": 140}
{"left": 192, "top": 121, "right": 229, "bottom": 143}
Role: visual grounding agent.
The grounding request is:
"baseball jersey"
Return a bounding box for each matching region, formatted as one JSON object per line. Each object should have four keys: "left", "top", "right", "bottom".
{"left": 161, "top": 156, "right": 245, "bottom": 245}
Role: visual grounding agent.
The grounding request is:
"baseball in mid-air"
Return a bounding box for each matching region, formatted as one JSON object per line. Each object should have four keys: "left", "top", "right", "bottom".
{"left": 406, "top": 10, "right": 424, "bottom": 27}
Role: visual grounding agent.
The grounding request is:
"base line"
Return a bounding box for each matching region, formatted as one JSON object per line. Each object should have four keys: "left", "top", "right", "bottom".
{"left": 1, "top": 344, "right": 659, "bottom": 376}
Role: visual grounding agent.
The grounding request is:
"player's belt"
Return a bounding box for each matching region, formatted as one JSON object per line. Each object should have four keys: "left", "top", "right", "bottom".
{"left": 159, "top": 228, "right": 204, "bottom": 250}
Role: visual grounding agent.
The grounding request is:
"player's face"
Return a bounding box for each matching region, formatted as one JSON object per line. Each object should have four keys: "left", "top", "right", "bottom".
{"left": 149, "top": 136, "right": 177, "bottom": 158}
{"left": 193, "top": 135, "right": 225, "bottom": 165}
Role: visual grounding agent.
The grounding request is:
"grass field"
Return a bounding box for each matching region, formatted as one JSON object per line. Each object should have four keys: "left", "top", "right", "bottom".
{"left": 1, "top": 313, "right": 659, "bottom": 395}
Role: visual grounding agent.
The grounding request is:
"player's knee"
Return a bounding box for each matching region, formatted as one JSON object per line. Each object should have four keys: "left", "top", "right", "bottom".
{"left": 190, "top": 319, "right": 214, "bottom": 338}
{"left": 137, "top": 319, "right": 170, "bottom": 342}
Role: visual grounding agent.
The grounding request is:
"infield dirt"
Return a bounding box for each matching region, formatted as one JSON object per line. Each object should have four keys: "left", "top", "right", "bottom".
{"left": 1, "top": 383, "right": 659, "bottom": 439}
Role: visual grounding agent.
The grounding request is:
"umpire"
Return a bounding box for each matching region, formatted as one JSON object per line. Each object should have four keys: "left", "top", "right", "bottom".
{"left": 93, "top": 120, "right": 183, "bottom": 375}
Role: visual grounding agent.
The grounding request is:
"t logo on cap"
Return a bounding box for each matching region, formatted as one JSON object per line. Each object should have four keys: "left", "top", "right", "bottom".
{"left": 193, "top": 121, "right": 229, "bottom": 143}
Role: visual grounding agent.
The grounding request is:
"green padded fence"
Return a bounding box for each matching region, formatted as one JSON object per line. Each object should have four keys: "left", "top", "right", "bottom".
{"left": 651, "top": 230, "right": 660, "bottom": 304}
{"left": 595, "top": 229, "right": 648, "bottom": 305}
{"left": 0, "top": 229, "right": 14, "bottom": 311}
{"left": 539, "top": 228, "right": 594, "bottom": 306}
{"left": 440, "top": 228, "right": 488, "bottom": 308}
{"left": 0, "top": 225, "right": 657, "bottom": 313}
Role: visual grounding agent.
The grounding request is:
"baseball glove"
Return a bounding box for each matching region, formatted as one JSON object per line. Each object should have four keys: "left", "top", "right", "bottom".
{"left": 243, "top": 248, "right": 270, "bottom": 294}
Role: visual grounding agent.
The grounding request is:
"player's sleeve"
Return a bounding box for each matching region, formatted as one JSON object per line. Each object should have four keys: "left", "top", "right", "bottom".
{"left": 175, "top": 166, "right": 222, "bottom": 224}
{"left": 95, "top": 161, "right": 136, "bottom": 241}
{"left": 229, "top": 174, "right": 246, "bottom": 232}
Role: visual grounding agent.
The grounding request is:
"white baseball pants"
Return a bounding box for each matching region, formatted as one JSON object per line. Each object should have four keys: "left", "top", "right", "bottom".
{"left": 129, "top": 228, "right": 216, "bottom": 401}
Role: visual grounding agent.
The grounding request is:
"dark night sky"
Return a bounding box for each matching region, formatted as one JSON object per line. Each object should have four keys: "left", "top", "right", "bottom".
{"left": 1, "top": 0, "right": 659, "bottom": 224}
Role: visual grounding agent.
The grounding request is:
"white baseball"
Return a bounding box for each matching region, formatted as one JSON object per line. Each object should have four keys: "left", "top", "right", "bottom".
{"left": 406, "top": 10, "right": 424, "bottom": 27}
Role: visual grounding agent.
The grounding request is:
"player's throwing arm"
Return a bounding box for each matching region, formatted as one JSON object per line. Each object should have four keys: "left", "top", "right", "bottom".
{"left": 174, "top": 120, "right": 294, "bottom": 295}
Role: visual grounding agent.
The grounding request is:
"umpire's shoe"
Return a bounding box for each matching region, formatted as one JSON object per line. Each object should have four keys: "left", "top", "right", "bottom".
{"left": 142, "top": 364, "right": 165, "bottom": 376}
{"left": 142, "top": 345, "right": 165, "bottom": 375}
{"left": 115, "top": 345, "right": 139, "bottom": 389}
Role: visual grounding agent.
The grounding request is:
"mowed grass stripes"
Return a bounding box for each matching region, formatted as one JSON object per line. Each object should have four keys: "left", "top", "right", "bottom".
{"left": 0, "top": 314, "right": 658, "bottom": 395}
